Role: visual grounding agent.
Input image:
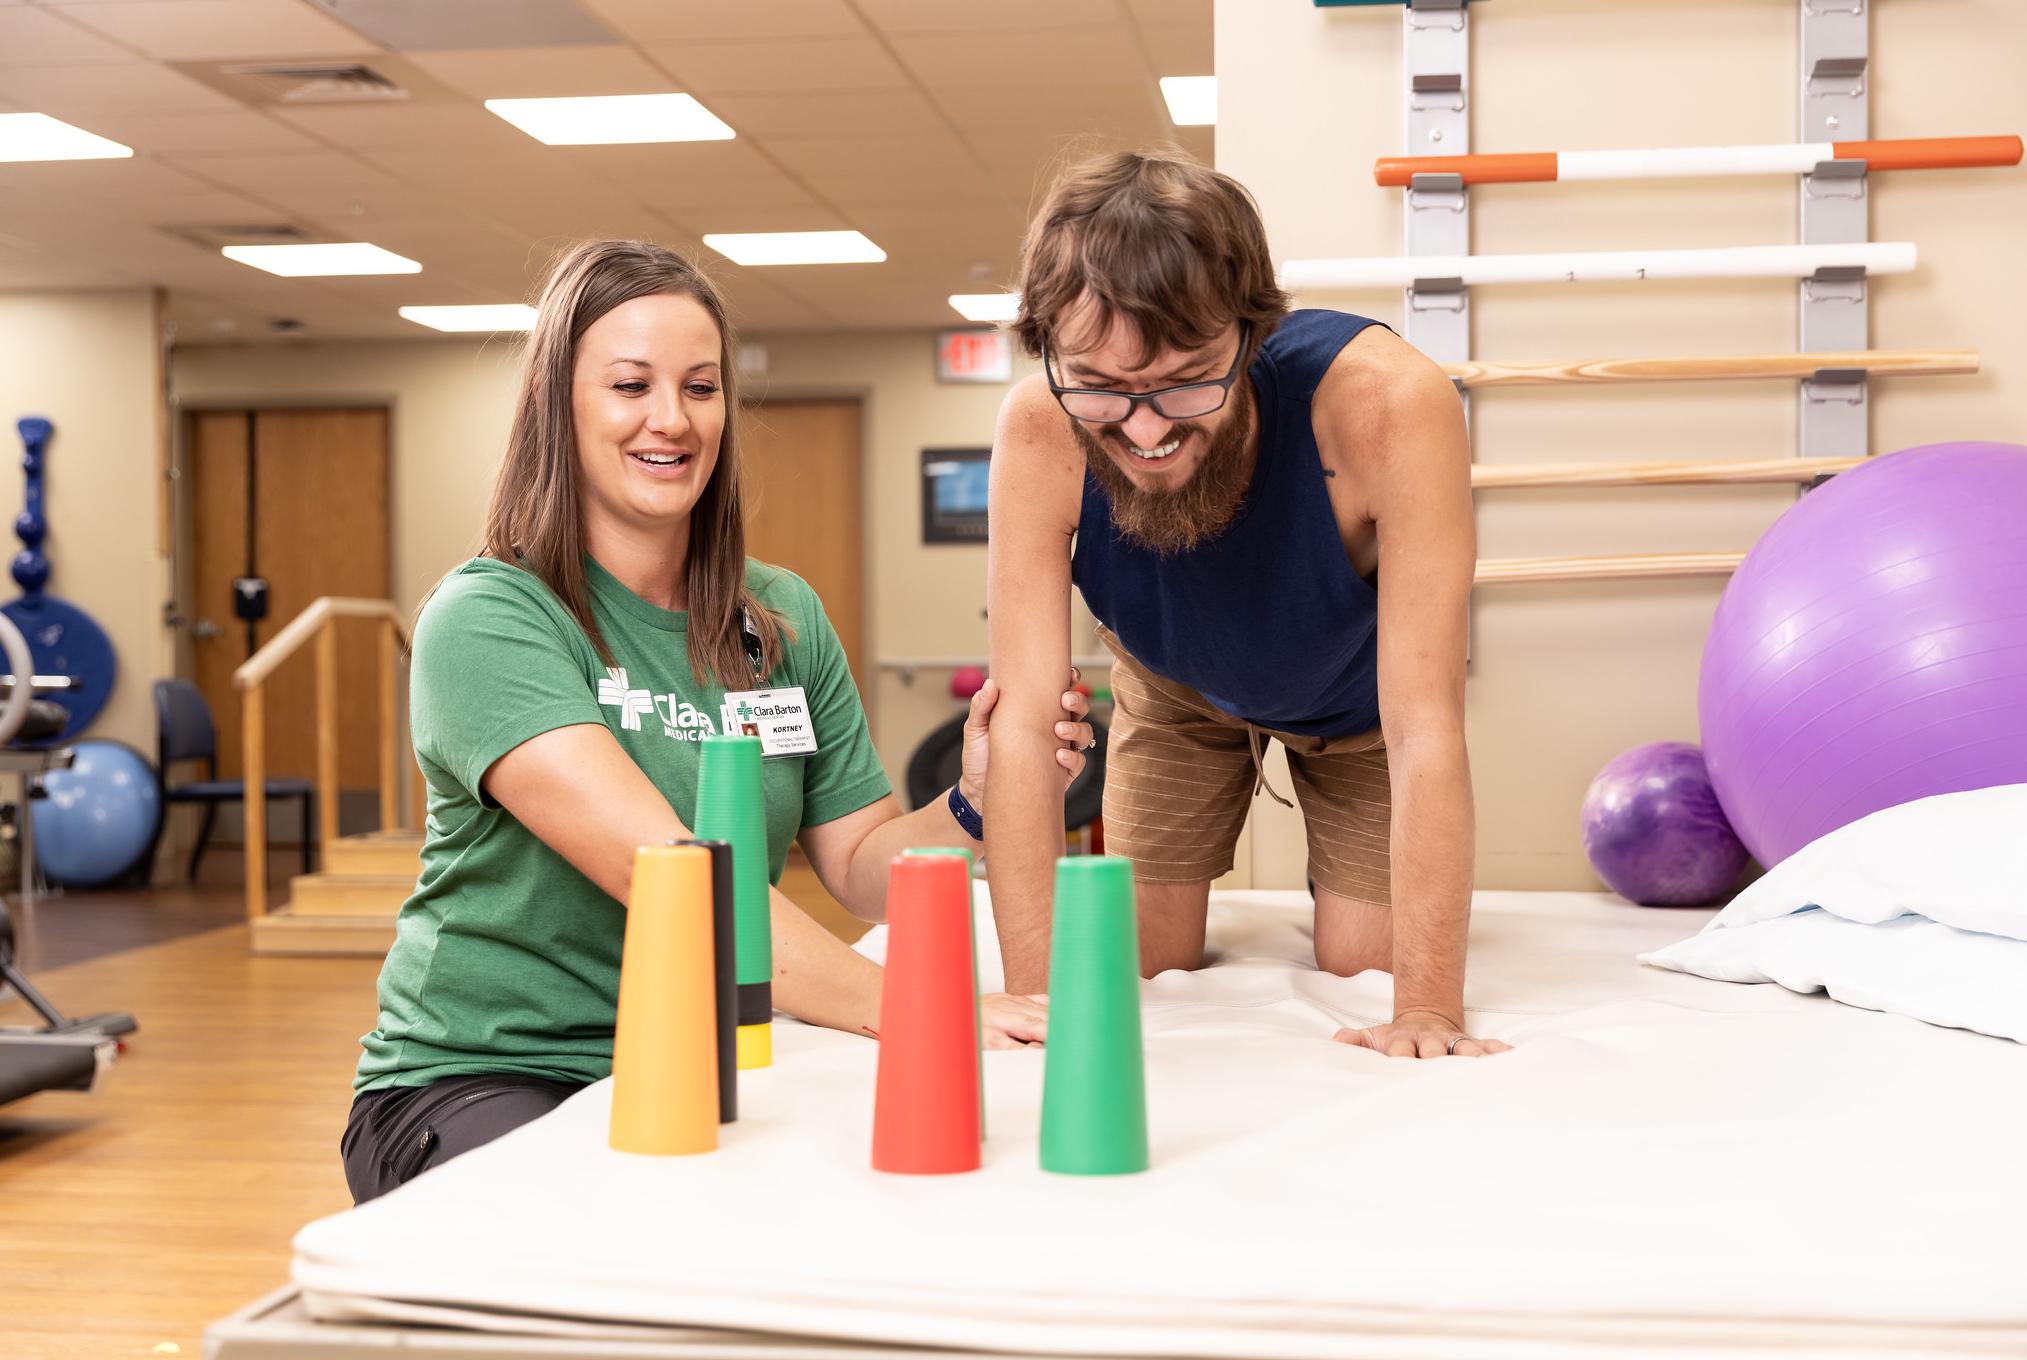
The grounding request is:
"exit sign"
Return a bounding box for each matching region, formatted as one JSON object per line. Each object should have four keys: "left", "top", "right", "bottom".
{"left": 936, "top": 329, "right": 1012, "bottom": 384}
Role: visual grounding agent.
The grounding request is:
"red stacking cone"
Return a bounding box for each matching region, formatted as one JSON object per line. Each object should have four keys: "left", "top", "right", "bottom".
{"left": 871, "top": 853, "right": 981, "bottom": 1175}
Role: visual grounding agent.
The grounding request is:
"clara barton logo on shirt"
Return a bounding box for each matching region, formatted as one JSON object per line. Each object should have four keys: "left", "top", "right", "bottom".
{"left": 598, "top": 667, "right": 718, "bottom": 742}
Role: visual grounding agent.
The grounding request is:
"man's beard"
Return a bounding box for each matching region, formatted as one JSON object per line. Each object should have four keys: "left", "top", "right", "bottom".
{"left": 1073, "top": 391, "right": 1257, "bottom": 557}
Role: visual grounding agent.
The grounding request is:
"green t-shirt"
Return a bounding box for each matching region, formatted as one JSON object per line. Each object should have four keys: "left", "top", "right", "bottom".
{"left": 355, "top": 555, "right": 890, "bottom": 1092}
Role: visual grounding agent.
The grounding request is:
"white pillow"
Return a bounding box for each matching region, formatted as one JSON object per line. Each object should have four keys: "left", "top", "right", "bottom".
{"left": 1699, "top": 783, "right": 2027, "bottom": 941}
{"left": 1641, "top": 783, "right": 2027, "bottom": 1042}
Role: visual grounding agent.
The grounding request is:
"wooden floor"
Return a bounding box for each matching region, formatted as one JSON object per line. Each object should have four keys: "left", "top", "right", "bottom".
{"left": 0, "top": 860, "right": 860, "bottom": 1359}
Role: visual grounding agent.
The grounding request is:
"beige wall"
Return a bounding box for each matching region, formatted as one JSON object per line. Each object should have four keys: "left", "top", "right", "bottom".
{"left": 1217, "top": 0, "right": 2027, "bottom": 888}
{"left": 0, "top": 289, "right": 169, "bottom": 754}
{"left": 171, "top": 330, "right": 1098, "bottom": 791}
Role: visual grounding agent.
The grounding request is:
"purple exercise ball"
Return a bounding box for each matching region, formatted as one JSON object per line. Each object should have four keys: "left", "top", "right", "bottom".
{"left": 1699, "top": 442, "right": 2027, "bottom": 867}
{"left": 1581, "top": 741, "right": 1747, "bottom": 906}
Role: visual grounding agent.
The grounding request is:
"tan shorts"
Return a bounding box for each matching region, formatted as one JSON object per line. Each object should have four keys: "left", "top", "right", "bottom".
{"left": 1097, "top": 627, "right": 1392, "bottom": 903}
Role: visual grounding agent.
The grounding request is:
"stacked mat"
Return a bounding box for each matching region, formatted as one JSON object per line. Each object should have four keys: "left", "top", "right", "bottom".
{"left": 290, "top": 891, "right": 2027, "bottom": 1360}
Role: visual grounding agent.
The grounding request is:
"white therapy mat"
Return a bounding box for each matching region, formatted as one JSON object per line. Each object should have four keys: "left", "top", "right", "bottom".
{"left": 293, "top": 891, "right": 2027, "bottom": 1359}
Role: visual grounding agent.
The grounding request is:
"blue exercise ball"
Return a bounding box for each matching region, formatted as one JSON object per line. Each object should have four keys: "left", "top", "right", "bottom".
{"left": 31, "top": 739, "right": 160, "bottom": 888}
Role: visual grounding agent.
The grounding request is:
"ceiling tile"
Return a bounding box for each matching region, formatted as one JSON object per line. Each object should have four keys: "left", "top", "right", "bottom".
{"left": 645, "top": 37, "right": 909, "bottom": 96}
{"left": 272, "top": 101, "right": 532, "bottom": 154}
{"left": 55, "top": 0, "right": 377, "bottom": 63}
{"left": 577, "top": 0, "right": 865, "bottom": 45}
{"left": 560, "top": 138, "right": 781, "bottom": 185}
{"left": 251, "top": 182, "right": 471, "bottom": 222}
{"left": 67, "top": 109, "right": 319, "bottom": 155}
{"left": 300, "top": 0, "right": 614, "bottom": 52}
{"left": 0, "top": 7, "right": 145, "bottom": 65}
{"left": 0, "top": 153, "right": 221, "bottom": 204}
{"left": 764, "top": 129, "right": 974, "bottom": 177}
{"left": 1120, "top": 0, "right": 1210, "bottom": 28}
{"left": 1135, "top": 22, "right": 1211, "bottom": 75}
{"left": 706, "top": 89, "right": 946, "bottom": 140}
{"left": 829, "top": 201, "right": 1024, "bottom": 257}
{"left": 632, "top": 175, "right": 825, "bottom": 217}
{"left": 407, "top": 45, "right": 674, "bottom": 100}
{"left": 954, "top": 95, "right": 1163, "bottom": 147}
{"left": 853, "top": 0, "right": 1102, "bottom": 34}
{"left": 801, "top": 163, "right": 1011, "bottom": 211}
{"left": 0, "top": 60, "right": 242, "bottom": 114}
{"left": 891, "top": 27, "right": 1145, "bottom": 89}
{"left": 685, "top": 205, "right": 852, "bottom": 238}
{"left": 166, "top": 148, "right": 399, "bottom": 193}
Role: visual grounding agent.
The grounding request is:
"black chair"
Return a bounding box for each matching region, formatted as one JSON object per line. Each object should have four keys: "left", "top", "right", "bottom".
{"left": 151, "top": 678, "right": 315, "bottom": 883}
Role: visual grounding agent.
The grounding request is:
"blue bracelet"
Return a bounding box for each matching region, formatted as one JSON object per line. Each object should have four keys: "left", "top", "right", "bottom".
{"left": 947, "top": 785, "right": 984, "bottom": 841}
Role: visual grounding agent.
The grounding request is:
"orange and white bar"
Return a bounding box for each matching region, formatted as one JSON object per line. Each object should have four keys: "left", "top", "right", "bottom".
{"left": 1376, "top": 135, "right": 2023, "bottom": 187}
{"left": 1282, "top": 242, "right": 1914, "bottom": 291}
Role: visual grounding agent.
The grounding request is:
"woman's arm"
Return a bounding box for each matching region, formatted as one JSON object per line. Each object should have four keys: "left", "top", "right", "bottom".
{"left": 483, "top": 722, "right": 881, "bottom": 1036}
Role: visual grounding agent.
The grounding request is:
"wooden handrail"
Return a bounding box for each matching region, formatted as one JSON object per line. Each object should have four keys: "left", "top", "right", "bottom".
{"left": 1475, "top": 552, "right": 1746, "bottom": 585}
{"left": 1473, "top": 455, "right": 1862, "bottom": 489}
{"left": 239, "top": 595, "right": 415, "bottom": 924}
{"left": 234, "top": 596, "right": 409, "bottom": 692}
{"left": 1443, "top": 349, "right": 1977, "bottom": 389}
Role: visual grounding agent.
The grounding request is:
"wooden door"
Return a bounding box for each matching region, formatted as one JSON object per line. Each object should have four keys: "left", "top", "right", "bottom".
{"left": 186, "top": 408, "right": 390, "bottom": 813}
{"left": 740, "top": 400, "right": 865, "bottom": 688}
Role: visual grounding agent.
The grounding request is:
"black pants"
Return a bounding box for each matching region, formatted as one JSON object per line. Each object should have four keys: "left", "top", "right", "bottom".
{"left": 342, "top": 1073, "right": 586, "bottom": 1204}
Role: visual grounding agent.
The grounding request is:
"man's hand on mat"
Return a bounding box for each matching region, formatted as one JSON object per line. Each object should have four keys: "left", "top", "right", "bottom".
{"left": 959, "top": 670, "right": 1095, "bottom": 799}
{"left": 981, "top": 992, "right": 1049, "bottom": 1048}
{"left": 1332, "top": 1009, "right": 1512, "bottom": 1059}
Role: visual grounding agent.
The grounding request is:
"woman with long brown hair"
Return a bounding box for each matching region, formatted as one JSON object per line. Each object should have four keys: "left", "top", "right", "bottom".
{"left": 341, "top": 240, "right": 1086, "bottom": 1202}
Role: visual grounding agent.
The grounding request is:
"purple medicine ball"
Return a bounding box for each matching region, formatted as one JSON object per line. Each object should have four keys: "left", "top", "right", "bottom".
{"left": 1581, "top": 741, "right": 1748, "bottom": 907}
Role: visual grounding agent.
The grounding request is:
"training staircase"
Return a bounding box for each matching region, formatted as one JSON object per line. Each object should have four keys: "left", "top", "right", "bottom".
{"left": 236, "top": 597, "right": 424, "bottom": 957}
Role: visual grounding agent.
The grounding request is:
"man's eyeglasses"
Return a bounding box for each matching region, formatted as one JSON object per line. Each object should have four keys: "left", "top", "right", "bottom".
{"left": 1042, "top": 326, "right": 1248, "bottom": 425}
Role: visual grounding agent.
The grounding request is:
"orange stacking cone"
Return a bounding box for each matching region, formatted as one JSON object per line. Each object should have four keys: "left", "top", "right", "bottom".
{"left": 609, "top": 844, "right": 719, "bottom": 1156}
{"left": 871, "top": 854, "right": 981, "bottom": 1174}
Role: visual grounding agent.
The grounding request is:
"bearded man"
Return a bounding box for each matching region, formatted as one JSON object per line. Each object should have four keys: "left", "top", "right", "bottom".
{"left": 984, "top": 149, "right": 1509, "bottom": 1061}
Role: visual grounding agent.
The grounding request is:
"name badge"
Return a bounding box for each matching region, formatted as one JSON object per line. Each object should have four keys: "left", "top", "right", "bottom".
{"left": 720, "top": 686, "right": 818, "bottom": 758}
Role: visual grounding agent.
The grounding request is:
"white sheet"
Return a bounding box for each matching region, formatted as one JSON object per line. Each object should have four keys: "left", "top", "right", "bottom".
{"left": 1642, "top": 785, "right": 2027, "bottom": 1041}
{"left": 294, "top": 891, "right": 2027, "bottom": 1360}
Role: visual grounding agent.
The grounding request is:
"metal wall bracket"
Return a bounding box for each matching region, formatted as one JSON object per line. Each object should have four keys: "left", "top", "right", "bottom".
{"left": 1804, "top": 158, "right": 1867, "bottom": 201}
{"left": 1799, "top": 0, "right": 1869, "bottom": 463}
{"left": 1403, "top": 2, "right": 1470, "bottom": 368}
{"left": 1407, "top": 171, "right": 1466, "bottom": 213}
{"left": 1802, "top": 367, "right": 1869, "bottom": 405}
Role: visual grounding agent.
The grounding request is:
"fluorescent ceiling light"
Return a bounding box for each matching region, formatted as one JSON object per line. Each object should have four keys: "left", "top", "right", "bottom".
{"left": 399, "top": 304, "right": 537, "bottom": 333}
{"left": 222, "top": 242, "right": 422, "bottom": 277}
{"left": 485, "top": 93, "right": 734, "bottom": 146}
{"left": 1160, "top": 76, "right": 1216, "bottom": 127}
{"left": 948, "top": 293, "right": 1020, "bottom": 323}
{"left": 704, "top": 231, "right": 885, "bottom": 266}
{"left": 0, "top": 113, "right": 132, "bottom": 163}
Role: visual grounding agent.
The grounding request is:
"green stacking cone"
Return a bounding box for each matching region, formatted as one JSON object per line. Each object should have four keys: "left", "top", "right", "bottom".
{"left": 1039, "top": 855, "right": 1148, "bottom": 1175}
{"left": 693, "top": 735, "right": 771, "bottom": 1069}
{"left": 903, "top": 846, "right": 984, "bottom": 1137}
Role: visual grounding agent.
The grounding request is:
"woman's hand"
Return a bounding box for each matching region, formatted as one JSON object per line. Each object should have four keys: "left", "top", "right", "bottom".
{"left": 958, "top": 670, "right": 1094, "bottom": 804}
{"left": 981, "top": 991, "right": 1049, "bottom": 1048}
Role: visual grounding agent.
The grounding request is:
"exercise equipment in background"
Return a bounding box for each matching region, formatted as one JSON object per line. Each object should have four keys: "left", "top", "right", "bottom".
{"left": 1375, "top": 134, "right": 2023, "bottom": 187}
{"left": 1580, "top": 742, "right": 1747, "bottom": 908}
{"left": 1699, "top": 442, "right": 2027, "bottom": 868}
{"left": 1281, "top": 241, "right": 1915, "bottom": 291}
{"left": 904, "top": 667, "right": 1107, "bottom": 835}
{"left": 0, "top": 609, "right": 134, "bottom": 1106}
{"left": 6, "top": 417, "right": 116, "bottom": 742}
{"left": 30, "top": 739, "right": 162, "bottom": 889}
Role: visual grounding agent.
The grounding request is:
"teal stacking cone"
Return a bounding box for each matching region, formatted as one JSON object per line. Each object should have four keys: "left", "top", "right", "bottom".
{"left": 903, "top": 847, "right": 983, "bottom": 1137}
{"left": 693, "top": 735, "right": 771, "bottom": 1069}
{"left": 1039, "top": 855, "right": 1148, "bottom": 1175}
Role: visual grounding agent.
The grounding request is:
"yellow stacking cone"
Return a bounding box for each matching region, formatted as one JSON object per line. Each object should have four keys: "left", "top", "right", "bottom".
{"left": 609, "top": 844, "right": 719, "bottom": 1156}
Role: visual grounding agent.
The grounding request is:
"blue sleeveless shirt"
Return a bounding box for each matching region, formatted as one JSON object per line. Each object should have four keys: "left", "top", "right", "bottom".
{"left": 1071, "top": 309, "right": 1385, "bottom": 738}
